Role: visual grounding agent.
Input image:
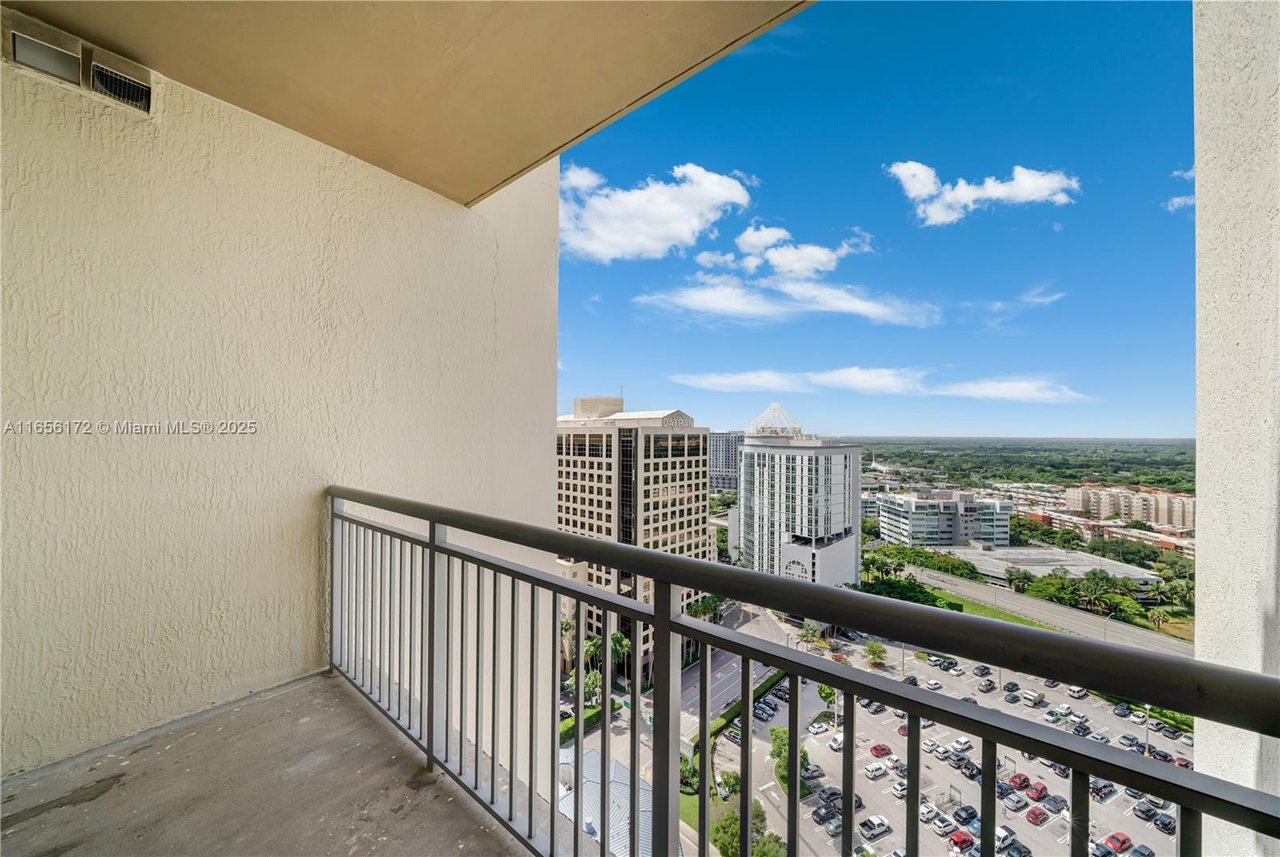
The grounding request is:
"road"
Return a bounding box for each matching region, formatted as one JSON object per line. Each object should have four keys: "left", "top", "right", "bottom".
{"left": 912, "top": 569, "right": 1194, "bottom": 658}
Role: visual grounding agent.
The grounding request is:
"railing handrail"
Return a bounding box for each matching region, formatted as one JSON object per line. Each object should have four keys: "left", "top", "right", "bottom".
{"left": 326, "top": 485, "right": 1280, "bottom": 740}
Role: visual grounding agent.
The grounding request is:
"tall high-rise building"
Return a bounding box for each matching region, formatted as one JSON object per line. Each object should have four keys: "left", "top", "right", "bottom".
{"left": 728, "top": 404, "right": 861, "bottom": 590}
{"left": 555, "top": 397, "right": 710, "bottom": 674}
{"left": 876, "top": 490, "right": 1013, "bottom": 547}
{"left": 709, "top": 431, "right": 744, "bottom": 492}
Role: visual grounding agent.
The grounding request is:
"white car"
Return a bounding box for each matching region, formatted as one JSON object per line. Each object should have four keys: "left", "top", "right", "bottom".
{"left": 1068, "top": 712, "right": 1089, "bottom": 725}
{"left": 934, "top": 746, "right": 952, "bottom": 761}
{"left": 921, "top": 739, "right": 939, "bottom": 754}
{"left": 808, "top": 721, "right": 829, "bottom": 735}
{"left": 927, "top": 656, "right": 943, "bottom": 667}
{"left": 951, "top": 736, "right": 973, "bottom": 753}
{"left": 1042, "top": 710, "right": 1063, "bottom": 724}
{"left": 1179, "top": 733, "right": 1194, "bottom": 747}
{"left": 891, "top": 780, "right": 908, "bottom": 799}
{"left": 1068, "top": 685, "right": 1089, "bottom": 699}
{"left": 858, "top": 815, "right": 891, "bottom": 841}
{"left": 1056, "top": 703, "right": 1073, "bottom": 716}
{"left": 932, "top": 815, "right": 957, "bottom": 836}
{"left": 919, "top": 802, "right": 938, "bottom": 822}
{"left": 925, "top": 679, "right": 943, "bottom": 691}
{"left": 829, "top": 733, "right": 844, "bottom": 751}
{"left": 1129, "top": 711, "right": 1148, "bottom": 725}
{"left": 949, "top": 666, "right": 966, "bottom": 676}
{"left": 884, "top": 755, "right": 901, "bottom": 769}
{"left": 863, "top": 762, "right": 888, "bottom": 780}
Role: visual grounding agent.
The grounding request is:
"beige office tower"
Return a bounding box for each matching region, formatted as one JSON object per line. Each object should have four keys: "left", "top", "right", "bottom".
{"left": 555, "top": 397, "right": 711, "bottom": 676}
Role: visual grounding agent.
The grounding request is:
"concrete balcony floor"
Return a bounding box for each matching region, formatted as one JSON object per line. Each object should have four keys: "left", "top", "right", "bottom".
{"left": 1, "top": 675, "right": 525, "bottom": 857}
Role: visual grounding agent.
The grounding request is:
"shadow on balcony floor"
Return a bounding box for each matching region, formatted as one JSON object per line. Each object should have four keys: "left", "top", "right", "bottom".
{"left": 0, "top": 675, "right": 525, "bottom": 856}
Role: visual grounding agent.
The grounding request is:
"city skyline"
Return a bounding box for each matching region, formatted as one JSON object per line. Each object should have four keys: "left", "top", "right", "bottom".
{"left": 558, "top": 2, "right": 1194, "bottom": 438}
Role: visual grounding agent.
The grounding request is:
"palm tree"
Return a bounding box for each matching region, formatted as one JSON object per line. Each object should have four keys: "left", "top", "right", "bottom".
{"left": 1078, "top": 570, "right": 1115, "bottom": 614}
{"left": 560, "top": 618, "right": 575, "bottom": 675}
{"left": 1146, "top": 607, "right": 1172, "bottom": 629}
{"left": 798, "top": 621, "right": 821, "bottom": 646}
{"left": 583, "top": 636, "right": 603, "bottom": 670}
{"left": 609, "top": 631, "right": 631, "bottom": 676}
{"left": 861, "top": 553, "right": 886, "bottom": 581}
{"left": 1005, "top": 567, "right": 1033, "bottom": 593}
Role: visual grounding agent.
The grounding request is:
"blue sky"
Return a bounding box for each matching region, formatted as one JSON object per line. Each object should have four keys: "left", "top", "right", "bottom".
{"left": 557, "top": 2, "right": 1194, "bottom": 438}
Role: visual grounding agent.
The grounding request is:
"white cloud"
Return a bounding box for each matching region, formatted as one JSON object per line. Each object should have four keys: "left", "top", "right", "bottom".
{"left": 932, "top": 376, "right": 1086, "bottom": 403}
{"left": 757, "top": 228, "right": 874, "bottom": 279}
{"left": 1166, "top": 195, "right": 1195, "bottom": 213}
{"left": 735, "top": 224, "right": 792, "bottom": 255}
{"left": 695, "top": 250, "right": 737, "bottom": 268}
{"left": 1052, "top": 222, "right": 1064, "bottom": 233}
{"left": 1019, "top": 284, "right": 1065, "bottom": 306}
{"left": 671, "top": 366, "right": 1085, "bottom": 403}
{"left": 807, "top": 366, "right": 929, "bottom": 395}
{"left": 670, "top": 370, "right": 814, "bottom": 393}
{"left": 635, "top": 277, "right": 940, "bottom": 328}
{"left": 740, "top": 255, "right": 765, "bottom": 274}
{"left": 560, "top": 163, "right": 750, "bottom": 263}
{"left": 1172, "top": 167, "right": 1195, "bottom": 181}
{"left": 731, "top": 170, "right": 762, "bottom": 188}
{"left": 964, "top": 284, "right": 1066, "bottom": 329}
{"left": 888, "top": 162, "right": 1081, "bottom": 226}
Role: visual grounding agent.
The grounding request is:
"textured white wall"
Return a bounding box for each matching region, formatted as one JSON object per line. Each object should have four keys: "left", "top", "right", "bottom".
{"left": 1, "top": 64, "right": 559, "bottom": 774}
{"left": 1193, "top": 3, "right": 1279, "bottom": 855}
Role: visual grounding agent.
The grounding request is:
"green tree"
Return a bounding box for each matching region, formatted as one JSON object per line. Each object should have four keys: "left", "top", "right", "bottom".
{"left": 768, "top": 727, "right": 809, "bottom": 790}
{"left": 716, "top": 526, "right": 731, "bottom": 562}
{"left": 1078, "top": 569, "right": 1116, "bottom": 613}
{"left": 1146, "top": 607, "right": 1172, "bottom": 629}
{"left": 798, "top": 622, "right": 822, "bottom": 646}
{"left": 1126, "top": 520, "right": 1154, "bottom": 531}
{"left": 1054, "top": 529, "right": 1084, "bottom": 549}
{"left": 609, "top": 631, "right": 631, "bottom": 672}
{"left": 755, "top": 833, "right": 786, "bottom": 857}
{"left": 1005, "top": 566, "right": 1034, "bottom": 593}
{"left": 865, "top": 640, "right": 888, "bottom": 669}
{"left": 710, "top": 809, "right": 741, "bottom": 857}
{"left": 817, "top": 683, "right": 836, "bottom": 710}
{"left": 861, "top": 516, "right": 880, "bottom": 538}
{"left": 582, "top": 670, "right": 602, "bottom": 706}
{"left": 583, "top": 636, "right": 603, "bottom": 670}
{"left": 721, "top": 770, "right": 741, "bottom": 796}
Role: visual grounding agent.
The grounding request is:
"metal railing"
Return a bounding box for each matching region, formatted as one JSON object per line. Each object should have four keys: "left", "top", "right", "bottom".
{"left": 327, "top": 486, "right": 1280, "bottom": 857}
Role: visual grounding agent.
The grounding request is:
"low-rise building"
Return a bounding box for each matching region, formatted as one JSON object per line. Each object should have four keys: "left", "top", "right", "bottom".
{"left": 877, "top": 490, "right": 1013, "bottom": 547}
{"left": 1065, "top": 486, "right": 1196, "bottom": 528}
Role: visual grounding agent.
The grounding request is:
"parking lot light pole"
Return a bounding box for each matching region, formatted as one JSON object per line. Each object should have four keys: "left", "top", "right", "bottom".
{"left": 1143, "top": 704, "right": 1152, "bottom": 753}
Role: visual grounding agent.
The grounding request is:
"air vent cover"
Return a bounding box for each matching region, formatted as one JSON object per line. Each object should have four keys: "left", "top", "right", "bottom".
{"left": 91, "top": 63, "right": 150, "bottom": 112}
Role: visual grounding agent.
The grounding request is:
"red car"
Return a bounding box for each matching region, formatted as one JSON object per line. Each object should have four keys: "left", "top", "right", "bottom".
{"left": 897, "top": 724, "right": 909, "bottom": 737}
{"left": 1009, "top": 773, "right": 1031, "bottom": 790}
{"left": 1026, "top": 781, "right": 1049, "bottom": 801}
{"left": 1105, "top": 832, "right": 1133, "bottom": 853}
{"left": 1175, "top": 757, "right": 1194, "bottom": 769}
{"left": 870, "top": 743, "right": 892, "bottom": 758}
{"left": 948, "top": 830, "right": 975, "bottom": 852}
{"left": 1026, "top": 807, "right": 1050, "bottom": 826}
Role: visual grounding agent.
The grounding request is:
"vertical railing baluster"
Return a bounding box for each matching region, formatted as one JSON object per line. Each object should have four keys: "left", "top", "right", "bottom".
{"left": 574, "top": 600, "right": 585, "bottom": 857}
{"left": 508, "top": 575, "right": 518, "bottom": 822}
{"left": 786, "top": 673, "right": 800, "bottom": 857}
{"left": 392, "top": 537, "right": 401, "bottom": 721}
{"left": 409, "top": 541, "right": 418, "bottom": 737}
{"left": 907, "top": 713, "right": 921, "bottom": 857}
{"left": 330, "top": 509, "right": 339, "bottom": 668}
{"left": 475, "top": 564, "right": 484, "bottom": 788}
{"left": 840, "top": 690, "right": 854, "bottom": 857}
{"left": 1070, "top": 769, "right": 1089, "bottom": 857}
{"left": 630, "top": 616, "right": 641, "bottom": 857}
{"left": 981, "top": 739, "right": 996, "bottom": 857}
{"left": 740, "top": 656, "right": 753, "bottom": 857}
{"left": 527, "top": 584, "right": 537, "bottom": 839}
{"left": 401, "top": 538, "right": 409, "bottom": 723}
{"left": 550, "top": 592, "right": 561, "bottom": 857}
{"left": 356, "top": 526, "right": 364, "bottom": 687}
{"left": 377, "top": 534, "right": 385, "bottom": 704}
{"left": 444, "top": 552, "right": 452, "bottom": 764}
{"left": 1179, "top": 805, "right": 1201, "bottom": 857}
{"left": 426, "top": 524, "right": 437, "bottom": 770}
{"left": 651, "top": 581, "right": 681, "bottom": 857}
{"left": 601, "top": 610, "right": 614, "bottom": 856}
{"left": 491, "top": 568, "right": 499, "bottom": 803}
{"left": 697, "top": 641, "right": 711, "bottom": 857}
{"left": 465, "top": 562, "right": 476, "bottom": 777}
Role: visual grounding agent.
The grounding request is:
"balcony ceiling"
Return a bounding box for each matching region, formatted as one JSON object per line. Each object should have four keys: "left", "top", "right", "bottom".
{"left": 6, "top": 1, "right": 806, "bottom": 205}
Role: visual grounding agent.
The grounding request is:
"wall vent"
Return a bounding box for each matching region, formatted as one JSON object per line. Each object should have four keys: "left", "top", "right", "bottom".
{"left": 3, "top": 10, "right": 153, "bottom": 115}
{"left": 91, "top": 63, "right": 151, "bottom": 112}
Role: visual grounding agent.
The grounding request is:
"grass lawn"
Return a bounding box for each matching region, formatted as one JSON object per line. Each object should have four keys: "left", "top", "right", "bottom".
{"left": 679, "top": 790, "right": 729, "bottom": 832}
{"left": 940, "top": 591, "right": 1063, "bottom": 632}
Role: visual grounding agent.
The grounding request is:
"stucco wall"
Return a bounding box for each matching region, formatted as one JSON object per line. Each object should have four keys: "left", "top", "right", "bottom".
{"left": 1193, "top": 2, "right": 1279, "bottom": 855}
{"left": 1, "top": 63, "right": 558, "bottom": 774}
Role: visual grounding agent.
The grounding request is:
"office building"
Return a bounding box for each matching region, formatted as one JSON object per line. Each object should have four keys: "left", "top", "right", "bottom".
{"left": 729, "top": 404, "right": 861, "bottom": 589}
{"left": 878, "top": 490, "right": 1013, "bottom": 547}
{"left": 556, "top": 397, "right": 711, "bottom": 672}
{"left": 709, "top": 430, "right": 744, "bottom": 492}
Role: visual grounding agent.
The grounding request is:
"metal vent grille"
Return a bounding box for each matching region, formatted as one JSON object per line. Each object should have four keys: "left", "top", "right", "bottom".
{"left": 91, "top": 63, "right": 150, "bottom": 112}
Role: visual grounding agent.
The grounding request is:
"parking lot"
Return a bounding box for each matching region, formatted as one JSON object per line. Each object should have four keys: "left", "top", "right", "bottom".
{"left": 710, "top": 633, "right": 1193, "bottom": 857}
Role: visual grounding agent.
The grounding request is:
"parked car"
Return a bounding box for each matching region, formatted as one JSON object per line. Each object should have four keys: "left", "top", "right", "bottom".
{"left": 1026, "top": 781, "right": 1049, "bottom": 801}
{"left": 951, "top": 736, "right": 973, "bottom": 753}
{"left": 1132, "top": 802, "right": 1158, "bottom": 821}
{"left": 1174, "top": 756, "right": 1194, "bottom": 769}
{"left": 919, "top": 802, "right": 938, "bottom": 822}
{"left": 949, "top": 666, "right": 966, "bottom": 676}
{"left": 1043, "top": 710, "right": 1063, "bottom": 724}
{"left": 926, "top": 679, "right": 943, "bottom": 691}
{"left": 1132, "top": 846, "right": 1156, "bottom": 857}
{"left": 953, "top": 805, "right": 978, "bottom": 825}
{"left": 961, "top": 696, "right": 978, "bottom": 705}
{"left": 1129, "top": 711, "right": 1148, "bottom": 725}
{"left": 868, "top": 701, "right": 886, "bottom": 715}
{"left": 1009, "top": 773, "right": 1031, "bottom": 789}
{"left": 1004, "top": 681, "right": 1021, "bottom": 692}
{"left": 818, "top": 785, "right": 842, "bottom": 803}
{"left": 897, "top": 724, "right": 909, "bottom": 737}
{"left": 1104, "top": 832, "right": 1133, "bottom": 853}
{"left": 1149, "top": 749, "right": 1173, "bottom": 764}
{"left": 1072, "top": 722, "right": 1093, "bottom": 737}
{"left": 995, "top": 781, "right": 1014, "bottom": 799}
{"left": 823, "top": 817, "right": 843, "bottom": 838}
{"left": 973, "top": 664, "right": 991, "bottom": 676}
{"left": 1154, "top": 813, "right": 1176, "bottom": 835}
{"left": 1117, "top": 734, "right": 1138, "bottom": 748}
{"left": 829, "top": 733, "right": 844, "bottom": 751}
{"left": 1090, "top": 842, "right": 1118, "bottom": 857}
{"left": 724, "top": 729, "right": 741, "bottom": 746}
{"left": 1044, "top": 678, "right": 1061, "bottom": 688}
{"left": 948, "top": 753, "right": 969, "bottom": 769}
{"left": 938, "top": 658, "right": 958, "bottom": 671}
{"left": 1113, "top": 704, "right": 1132, "bottom": 718}
{"left": 1004, "top": 692, "right": 1023, "bottom": 704}
{"left": 858, "top": 815, "right": 891, "bottom": 841}
{"left": 902, "top": 675, "right": 918, "bottom": 686}
{"left": 1026, "top": 807, "right": 1050, "bottom": 826}
{"left": 870, "top": 743, "right": 892, "bottom": 758}
{"left": 934, "top": 746, "right": 952, "bottom": 761}
{"left": 807, "top": 721, "right": 829, "bottom": 735}
{"left": 1179, "top": 733, "right": 1194, "bottom": 747}
{"left": 979, "top": 679, "right": 997, "bottom": 693}
{"left": 961, "top": 761, "right": 981, "bottom": 780}
{"left": 948, "top": 830, "right": 976, "bottom": 852}
{"left": 1068, "top": 685, "right": 1089, "bottom": 699}
{"left": 1005, "top": 841, "right": 1033, "bottom": 857}
{"left": 1145, "top": 796, "right": 1170, "bottom": 810}
{"left": 1089, "top": 733, "right": 1111, "bottom": 745}
{"left": 1125, "top": 786, "right": 1145, "bottom": 799}
{"left": 863, "top": 762, "right": 887, "bottom": 780}
{"left": 1003, "top": 792, "right": 1028, "bottom": 811}
{"left": 1051, "top": 762, "right": 1070, "bottom": 778}
{"left": 891, "top": 780, "right": 908, "bottom": 799}
{"left": 892, "top": 759, "right": 909, "bottom": 777}
{"left": 932, "top": 815, "right": 957, "bottom": 836}
{"left": 1042, "top": 794, "right": 1069, "bottom": 814}
{"left": 800, "top": 764, "right": 825, "bottom": 782}
{"left": 1069, "top": 711, "right": 1089, "bottom": 725}
{"left": 813, "top": 803, "right": 839, "bottom": 824}
{"left": 1090, "top": 779, "right": 1117, "bottom": 800}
